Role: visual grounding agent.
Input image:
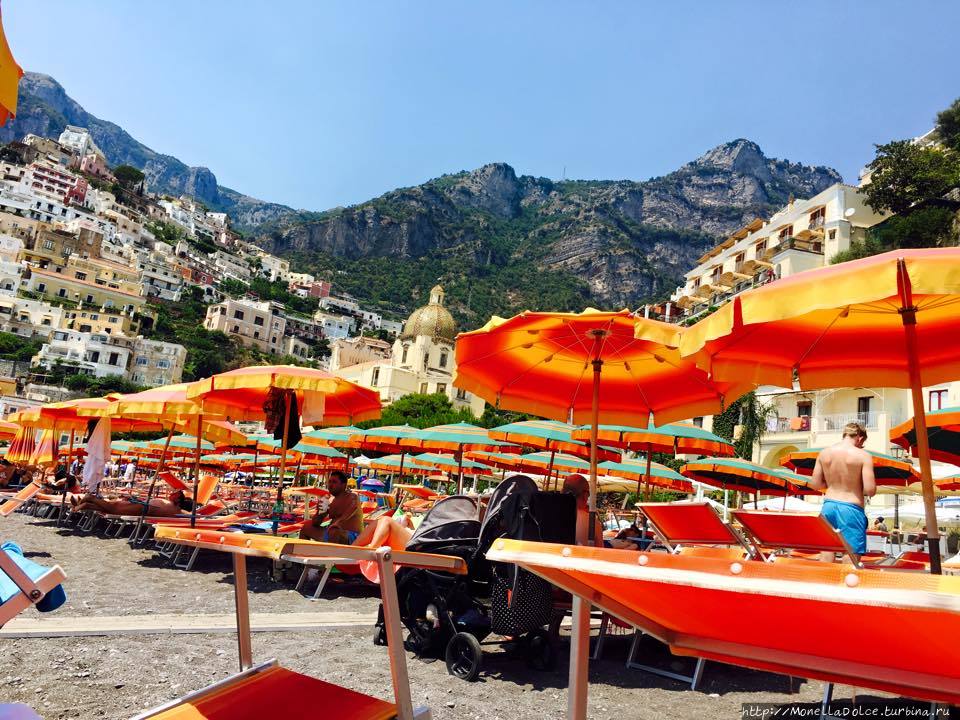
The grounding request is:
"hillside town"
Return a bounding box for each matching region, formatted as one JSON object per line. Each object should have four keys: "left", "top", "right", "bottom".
{"left": 0, "top": 125, "right": 485, "bottom": 419}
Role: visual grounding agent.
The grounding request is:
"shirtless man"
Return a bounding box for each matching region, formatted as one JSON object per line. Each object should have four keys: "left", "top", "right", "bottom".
{"left": 70, "top": 488, "right": 194, "bottom": 517}
{"left": 809, "top": 422, "right": 877, "bottom": 560}
{"left": 299, "top": 470, "right": 364, "bottom": 544}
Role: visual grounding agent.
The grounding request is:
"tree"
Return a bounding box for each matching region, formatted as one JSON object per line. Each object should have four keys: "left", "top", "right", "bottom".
{"left": 361, "top": 393, "right": 477, "bottom": 429}
{"left": 937, "top": 97, "right": 960, "bottom": 151}
{"left": 863, "top": 140, "right": 960, "bottom": 215}
{"left": 477, "top": 405, "right": 532, "bottom": 428}
{"left": 711, "top": 391, "right": 773, "bottom": 460}
{"left": 113, "top": 164, "right": 145, "bottom": 188}
{"left": 146, "top": 220, "right": 185, "bottom": 246}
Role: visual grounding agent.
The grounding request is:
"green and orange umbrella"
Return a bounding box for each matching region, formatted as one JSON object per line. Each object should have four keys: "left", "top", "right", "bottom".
{"left": 680, "top": 458, "right": 818, "bottom": 497}
{"left": 780, "top": 448, "right": 919, "bottom": 487}
{"left": 890, "top": 407, "right": 960, "bottom": 466}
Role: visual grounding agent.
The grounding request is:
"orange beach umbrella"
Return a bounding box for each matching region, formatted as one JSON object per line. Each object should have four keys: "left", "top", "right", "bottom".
{"left": 676, "top": 248, "right": 960, "bottom": 573}
{"left": 0, "top": 2, "right": 22, "bottom": 126}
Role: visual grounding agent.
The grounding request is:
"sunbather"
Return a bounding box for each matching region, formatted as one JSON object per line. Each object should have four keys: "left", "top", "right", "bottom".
{"left": 351, "top": 513, "right": 416, "bottom": 550}
{"left": 810, "top": 421, "right": 876, "bottom": 560}
{"left": 299, "top": 470, "right": 364, "bottom": 544}
{"left": 69, "top": 488, "right": 195, "bottom": 517}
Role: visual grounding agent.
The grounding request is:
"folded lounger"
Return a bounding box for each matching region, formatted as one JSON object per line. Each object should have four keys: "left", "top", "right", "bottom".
{"left": 134, "top": 528, "right": 468, "bottom": 719}
{"left": 488, "top": 538, "right": 960, "bottom": 720}
{"left": 0, "top": 541, "right": 66, "bottom": 627}
{"left": 0, "top": 483, "right": 42, "bottom": 517}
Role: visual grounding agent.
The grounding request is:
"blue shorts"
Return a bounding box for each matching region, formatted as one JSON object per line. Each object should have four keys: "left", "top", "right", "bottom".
{"left": 821, "top": 498, "right": 867, "bottom": 554}
{"left": 323, "top": 528, "right": 359, "bottom": 544}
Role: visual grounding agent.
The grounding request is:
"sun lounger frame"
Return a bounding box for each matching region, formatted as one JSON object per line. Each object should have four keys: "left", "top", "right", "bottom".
{"left": 0, "top": 547, "right": 66, "bottom": 628}
{"left": 140, "top": 527, "right": 467, "bottom": 719}
{"left": 730, "top": 510, "right": 862, "bottom": 567}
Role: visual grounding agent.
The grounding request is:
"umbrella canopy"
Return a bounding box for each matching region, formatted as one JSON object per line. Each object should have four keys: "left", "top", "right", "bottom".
{"left": 937, "top": 476, "right": 960, "bottom": 492}
{"left": 0, "top": 419, "right": 19, "bottom": 441}
{"left": 675, "top": 248, "right": 960, "bottom": 571}
{"left": 463, "top": 450, "right": 534, "bottom": 473}
{"left": 149, "top": 434, "right": 214, "bottom": 452}
{"left": 368, "top": 454, "right": 429, "bottom": 475}
{"left": 360, "top": 477, "right": 386, "bottom": 488}
{"left": 91, "top": 383, "right": 204, "bottom": 419}
{"left": 780, "top": 448, "right": 919, "bottom": 487}
{"left": 573, "top": 422, "right": 735, "bottom": 457}
{"left": 520, "top": 451, "right": 592, "bottom": 474}
{"left": 0, "top": 4, "right": 22, "bottom": 126}
{"left": 299, "top": 425, "right": 364, "bottom": 449}
{"left": 400, "top": 422, "right": 519, "bottom": 492}
{"left": 408, "top": 452, "right": 493, "bottom": 476}
{"left": 185, "top": 365, "right": 382, "bottom": 426}
{"left": 597, "top": 458, "right": 694, "bottom": 494}
{"left": 890, "top": 407, "right": 960, "bottom": 466}
{"left": 457, "top": 309, "right": 751, "bottom": 427}
{"left": 488, "top": 420, "right": 618, "bottom": 462}
{"left": 681, "top": 458, "right": 818, "bottom": 496}
{"left": 348, "top": 425, "right": 425, "bottom": 453}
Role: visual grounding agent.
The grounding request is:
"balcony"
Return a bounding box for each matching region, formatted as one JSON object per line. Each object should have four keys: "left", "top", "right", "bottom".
{"left": 772, "top": 237, "right": 823, "bottom": 255}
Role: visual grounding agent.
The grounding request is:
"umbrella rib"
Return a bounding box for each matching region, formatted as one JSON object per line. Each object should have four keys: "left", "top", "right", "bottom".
{"left": 791, "top": 308, "right": 847, "bottom": 370}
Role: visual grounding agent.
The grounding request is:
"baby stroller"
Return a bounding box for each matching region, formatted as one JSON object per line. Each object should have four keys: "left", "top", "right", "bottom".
{"left": 374, "top": 475, "right": 576, "bottom": 681}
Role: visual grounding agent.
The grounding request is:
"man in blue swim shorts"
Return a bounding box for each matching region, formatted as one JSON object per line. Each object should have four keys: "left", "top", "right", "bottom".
{"left": 810, "top": 421, "right": 876, "bottom": 560}
{"left": 299, "top": 470, "right": 363, "bottom": 544}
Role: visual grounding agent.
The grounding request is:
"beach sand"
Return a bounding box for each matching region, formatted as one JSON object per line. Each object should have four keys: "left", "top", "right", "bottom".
{"left": 2, "top": 512, "right": 905, "bottom": 719}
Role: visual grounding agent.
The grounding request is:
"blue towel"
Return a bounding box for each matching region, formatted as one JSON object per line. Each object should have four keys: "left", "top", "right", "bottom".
{"left": 0, "top": 541, "right": 66, "bottom": 612}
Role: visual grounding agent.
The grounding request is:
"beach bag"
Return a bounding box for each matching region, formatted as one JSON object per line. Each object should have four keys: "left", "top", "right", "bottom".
{"left": 491, "top": 563, "right": 552, "bottom": 636}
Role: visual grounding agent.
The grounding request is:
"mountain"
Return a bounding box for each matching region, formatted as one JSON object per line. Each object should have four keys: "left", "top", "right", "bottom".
{"left": 0, "top": 73, "right": 294, "bottom": 231}
{"left": 259, "top": 143, "right": 841, "bottom": 323}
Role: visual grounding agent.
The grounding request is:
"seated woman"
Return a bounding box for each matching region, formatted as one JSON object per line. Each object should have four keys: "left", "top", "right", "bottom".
{"left": 70, "top": 488, "right": 194, "bottom": 517}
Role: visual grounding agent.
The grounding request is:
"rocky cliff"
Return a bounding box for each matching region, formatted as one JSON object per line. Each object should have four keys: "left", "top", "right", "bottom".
{"left": 260, "top": 144, "right": 840, "bottom": 321}
{"left": 0, "top": 73, "right": 294, "bottom": 231}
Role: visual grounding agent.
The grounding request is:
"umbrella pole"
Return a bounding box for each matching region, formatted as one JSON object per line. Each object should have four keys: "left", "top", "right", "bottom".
{"left": 898, "top": 259, "right": 942, "bottom": 574}
{"left": 894, "top": 493, "right": 900, "bottom": 532}
{"left": 547, "top": 449, "right": 556, "bottom": 492}
{"left": 134, "top": 427, "right": 174, "bottom": 545}
{"left": 57, "top": 428, "right": 74, "bottom": 527}
{"left": 272, "top": 395, "right": 292, "bottom": 535}
{"left": 247, "top": 445, "right": 259, "bottom": 511}
{"left": 190, "top": 417, "right": 203, "bottom": 528}
{"left": 587, "top": 352, "right": 603, "bottom": 544}
{"left": 642, "top": 444, "right": 652, "bottom": 501}
{"left": 456, "top": 451, "right": 464, "bottom": 495}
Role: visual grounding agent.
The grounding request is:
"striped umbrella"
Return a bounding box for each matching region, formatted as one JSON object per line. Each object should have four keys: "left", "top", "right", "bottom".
{"left": 400, "top": 422, "right": 519, "bottom": 493}
{"left": 681, "top": 457, "right": 818, "bottom": 497}
{"left": 598, "top": 458, "right": 693, "bottom": 494}
{"left": 780, "top": 448, "right": 919, "bottom": 487}
{"left": 408, "top": 452, "right": 493, "bottom": 478}
{"left": 890, "top": 408, "right": 960, "bottom": 466}
{"left": 300, "top": 425, "right": 364, "bottom": 449}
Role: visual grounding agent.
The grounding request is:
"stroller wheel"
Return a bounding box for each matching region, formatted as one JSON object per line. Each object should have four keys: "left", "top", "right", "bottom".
{"left": 445, "top": 632, "right": 482, "bottom": 681}
{"left": 525, "top": 629, "right": 556, "bottom": 671}
{"left": 373, "top": 624, "right": 387, "bottom": 647}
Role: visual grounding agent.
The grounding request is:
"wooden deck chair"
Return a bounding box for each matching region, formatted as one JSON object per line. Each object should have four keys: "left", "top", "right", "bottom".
{"left": 731, "top": 510, "right": 861, "bottom": 567}
{"left": 0, "top": 542, "right": 66, "bottom": 628}
{"left": 636, "top": 502, "right": 761, "bottom": 558}
{"left": 135, "top": 528, "right": 467, "bottom": 720}
{"left": 0, "top": 483, "right": 42, "bottom": 517}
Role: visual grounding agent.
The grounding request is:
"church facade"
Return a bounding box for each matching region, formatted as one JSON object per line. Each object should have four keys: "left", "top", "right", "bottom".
{"left": 328, "top": 285, "right": 486, "bottom": 416}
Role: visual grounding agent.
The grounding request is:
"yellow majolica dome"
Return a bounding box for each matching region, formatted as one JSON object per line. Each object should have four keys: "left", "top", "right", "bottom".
{"left": 401, "top": 285, "right": 456, "bottom": 341}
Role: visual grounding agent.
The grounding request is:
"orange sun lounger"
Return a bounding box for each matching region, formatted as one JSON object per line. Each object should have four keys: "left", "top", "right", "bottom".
{"left": 135, "top": 527, "right": 467, "bottom": 720}
{"left": 0, "top": 482, "right": 41, "bottom": 517}
{"left": 487, "top": 539, "right": 960, "bottom": 718}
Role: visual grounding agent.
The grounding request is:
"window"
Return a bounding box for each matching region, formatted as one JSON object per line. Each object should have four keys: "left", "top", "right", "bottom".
{"left": 37, "top": 283, "right": 45, "bottom": 292}
{"left": 778, "top": 225, "right": 794, "bottom": 240}
{"left": 930, "top": 389, "right": 948, "bottom": 412}
{"left": 253, "top": 331, "right": 260, "bottom": 339}
{"left": 796, "top": 401, "right": 812, "bottom": 417}
{"left": 401, "top": 345, "right": 409, "bottom": 364}
{"left": 42, "top": 239, "right": 54, "bottom": 251}
{"left": 828, "top": 229, "right": 837, "bottom": 240}
{"left": 108, "top": 317, "right": 117, "bottom": 324}
{"left": 232, "top": 325, "right": 239, "bottom": 333}
{"left": 371, "top": 367, "right": 380, "bottom": 386}
{"left": 439, "top": 352, "right": 448, "bottom": 369}
{"left": 456, "top": 388, "right": 467, "bottom": 401}
{"left": 809, "top": 207, "right": 826, "bottom": 228}
{"left": 75, "top": 272, "right": 87, "bottom": 281}
{"left": 857, "top": 396, "right": 872, "bottom": 424}
{"left": 254, "top": 316, "right": 264, "bottom": 326}
{"left": 755, "top": 239, "right": 767, "bottom": 254}
{"left": 436, "top": 383, "right": 447, "bottom": 395}
{"left": 108, "top": 352, "right": 120, "bottom": 366}
{"left": 57, "top": 288, "right": 67, "bottom": 298}
{"left": 419, "top": 382, "right": 428, "bottom": 394}
{"left": 156, "top": 359, "right": 170, "bottom": 369}
{"left": 89, "top": 351, "right": 100, "bottom": 363}
{"left": 85, "top": 295, "right": 94, "bottom": 303}
{"left": 233, "top": 310, "right": 244, "bottom": 320}
{"left": 692, "top": 416, "right": 704, "bottom": 428}
{"left": 135, "top": 357, "right": 149, "bottom": 366}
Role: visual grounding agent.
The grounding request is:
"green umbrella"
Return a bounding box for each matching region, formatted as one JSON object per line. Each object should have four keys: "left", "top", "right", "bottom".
{"left": 681, "top": 457, "right": 817, "bottom": 498}
{"left": 598, "top": 458, "right": 692, "bottom": 493}
{"left": 408, "top": 452, "right": 493, "bottom": 477}
{"left": 300, "top": 425, "right": 363, "bottom": 448}
{"left": 400, "top": 422, "right": 519, "bottom": 493}
{"left": 781, "top": 448, "right": 918, "bottom": 486}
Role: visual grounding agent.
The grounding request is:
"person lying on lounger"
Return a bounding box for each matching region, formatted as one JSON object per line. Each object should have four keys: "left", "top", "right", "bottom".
{"left": 350, "top": 513, "right": 416, "bottom": 549}
{"left": 69, "top": 488, "right": 195, "bottom": 517}
{"left": 299, "top": 470, "right": 364, "bottom": 544}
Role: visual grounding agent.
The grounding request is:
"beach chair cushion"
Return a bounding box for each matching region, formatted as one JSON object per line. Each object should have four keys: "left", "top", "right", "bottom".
{"left": 196, "top": 475, "right": 219, "bottom": 506}
{"left": 0, "top": 542, "right": 66, "bottom": 612}
{"left": 144, "top": 664, "right": 396, "bottom": 720}
{"left": 637, "top": 502, "right": 742, "bottom": 545}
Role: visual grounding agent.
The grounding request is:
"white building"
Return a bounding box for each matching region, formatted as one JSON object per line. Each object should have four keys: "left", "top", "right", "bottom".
{"left": 0, "top": 260, "right": 22, "bottom": 295}
{"left": 204, "top": 297, "right": 287, "bottom": 354}
{"left": 313, "top": 311, "right": 354, "bottom": 340}
{"left": 138, "top": 251, "right": 184, "bottom": 302}
{"left": 57, "top": 126, "right": 104, "bottom": 161}
{"left": 211, "top": 250, "right": 252, "bottom": 283}
{"left": 0, "top": 297, "right": 64, "bottom": 339}
{"left": 258, "top": 253, "right": 290, "bottom": 283}
{"left": 33, "top": 330, "right": 134, "bottom": 378}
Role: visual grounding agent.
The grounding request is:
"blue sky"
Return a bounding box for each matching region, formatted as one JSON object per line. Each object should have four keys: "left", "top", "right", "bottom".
{"left": 6, "top": 1, "right": 959, "bottom": 211}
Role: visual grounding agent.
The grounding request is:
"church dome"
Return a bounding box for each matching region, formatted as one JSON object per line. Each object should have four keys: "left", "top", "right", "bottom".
{"left": 401, "top": 285, "right": 456, "bottom": 341}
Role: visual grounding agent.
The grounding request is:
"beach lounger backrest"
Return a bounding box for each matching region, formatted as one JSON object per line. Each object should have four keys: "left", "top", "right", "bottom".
{"left": 157, "top": 472, "right": 188, "bottom": 491}
{"left": 0, "top": 544, "right": 66, "bottom": 627}
{"left": 637, "top": 502, "right": 747, "bottom": 548}
{"left": 197, "top": 500, "right": 225, "bottom": 516}
{"left": 0, "top": 483, "right": 41, "bottom": 517}
{"left": 195, "top": 474, "right": 219, "bottom": 505}
{"left": 731, "top": 510, "right": 858, "bottom": 564}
